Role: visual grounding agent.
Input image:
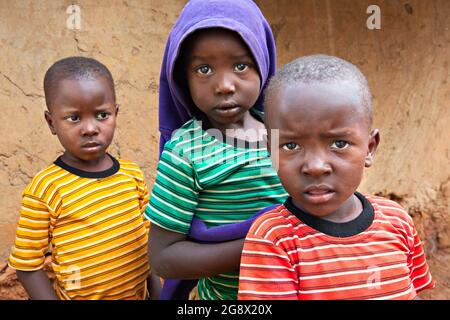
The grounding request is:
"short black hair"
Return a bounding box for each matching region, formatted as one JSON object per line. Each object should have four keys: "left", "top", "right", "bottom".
{"left": 43, "top": 56, "right": 115, "bottom": 109}
{"left": 265, "top": 54, "right": 372, "bottom": 123}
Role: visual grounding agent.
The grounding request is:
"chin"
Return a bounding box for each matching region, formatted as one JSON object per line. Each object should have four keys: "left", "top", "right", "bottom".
{"left": 304, "top": 207, "right": 335, "bottom": 218}
{"left": 214, "top": 114, "right": 244, "bottom": 124}
{"left": 77, "top": 153, "right": 105, "bottom": 162}
{"left": 292, "top": 199, "right": 338, "bottom": 217}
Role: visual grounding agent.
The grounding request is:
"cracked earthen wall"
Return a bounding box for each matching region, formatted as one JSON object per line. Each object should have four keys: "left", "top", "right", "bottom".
{"left": 0, "top": 0, "right": 187, "bottom": 262}
{"left": 1, "top": 0, "right": 449, "bottom": 299}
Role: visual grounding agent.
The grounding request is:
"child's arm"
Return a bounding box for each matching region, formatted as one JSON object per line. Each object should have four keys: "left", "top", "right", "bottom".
{"left": 149, "top": 224, "right": 244, "bottom": 279}
{"left": 147, "top": 272, "right": 162, "bottom": 300}
{"left": 9, "top": 182, "right": 58, "bottom": 300}
{"left": 134, "top": 166, "right": 162, "bottom": 299}
{"left": 147, "top": 141, "right": 245, "bottom": 279}
{"left": 188, "top": 204, "right": 280, "bottom": 242}
{"left": 16, "top": 270, "right": 59, "bottom": 300}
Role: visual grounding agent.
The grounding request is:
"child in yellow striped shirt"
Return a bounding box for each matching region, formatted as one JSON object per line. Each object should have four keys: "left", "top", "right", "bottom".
{"left": 8, "top": 56, "right": 160, "bottom": 300}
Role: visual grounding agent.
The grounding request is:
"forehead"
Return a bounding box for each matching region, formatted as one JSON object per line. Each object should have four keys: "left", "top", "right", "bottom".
{"left": 266, "top": 81, "right": 369, "bottom": 133}
{"left": 50, "top": 76, "right": 114, "bottom": 110}
{"left": 185, "top": 28, "right": 253, "bottom": 59}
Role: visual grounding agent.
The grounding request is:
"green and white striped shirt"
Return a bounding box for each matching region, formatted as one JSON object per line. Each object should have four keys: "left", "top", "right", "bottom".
{"left": 145, "top": 118, "right": 287, "bottom": 300}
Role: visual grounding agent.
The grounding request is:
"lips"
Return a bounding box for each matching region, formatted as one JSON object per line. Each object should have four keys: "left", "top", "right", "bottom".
{"left": 214, "top": 102, "right": 241, "bottom": 117}
{"left": 82, "top": 141, "right": 102, "bottom": 152}
{"left": 303, "top": 185, "right": 335, "bottom": 204}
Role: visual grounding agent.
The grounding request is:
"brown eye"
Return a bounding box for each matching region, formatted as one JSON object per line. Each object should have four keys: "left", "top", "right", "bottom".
{"left": 96, "top": 112, "right": 110, "bottom": 120}
{"left": 282, "top": 142, "right": 300, "bottom": 151}
{"left": 331, "top": 140, "right": 349, "bottom": 149}
{"left": 196, "top": 65, "right": 212, "bottom": 75}
{"left": 234, "top": 63, "right": 248, "bottom": 72}
{"left": 67, "top": 115, "right": 80, "bottom": 122}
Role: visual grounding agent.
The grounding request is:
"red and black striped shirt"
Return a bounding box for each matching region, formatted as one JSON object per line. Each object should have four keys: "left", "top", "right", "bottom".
{"left": 238, "top": 194, "right": 435, "bottom": 300}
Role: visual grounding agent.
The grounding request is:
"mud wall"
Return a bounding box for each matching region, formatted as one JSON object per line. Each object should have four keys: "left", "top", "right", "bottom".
{"left": 0, "top": 0, "right": 448, "bottom": 299}
{"left": 0, "top": 0, "right": 186, "bottom": 261}
{"left": 254, "top": 0, "right": 449, "bottom": 298}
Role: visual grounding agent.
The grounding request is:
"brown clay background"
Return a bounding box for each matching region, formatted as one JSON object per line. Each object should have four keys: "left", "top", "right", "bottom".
{"left": 0, "top": 0, "right": 448, "bottom": 299}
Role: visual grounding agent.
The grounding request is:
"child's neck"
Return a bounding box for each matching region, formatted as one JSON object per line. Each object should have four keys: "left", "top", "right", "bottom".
{"left": 61, "top": 152, "right": 113, "bottom": 173}
{"left": 320, "top": 194, "right": 363, "bottom": 223}
{"left": 210, "top": 111, "right": 266, "bottom": 142}
{"left": 292, "top": 193, "right": 363, "bottom": 224}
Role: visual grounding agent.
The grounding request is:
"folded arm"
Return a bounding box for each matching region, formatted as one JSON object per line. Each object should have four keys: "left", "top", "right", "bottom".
{"left": 148, "top": 223, "right": 244, "bottom": 279}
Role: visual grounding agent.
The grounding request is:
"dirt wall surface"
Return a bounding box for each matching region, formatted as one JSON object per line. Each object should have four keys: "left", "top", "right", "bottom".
{"left": 254, "top": 0, "right": 449, "bottom": 299}
{"left": 0, "top": 0, "right": 185, "bottom": 259}
{"left": 0, "top": 0, "right": 448, "bottom": 299}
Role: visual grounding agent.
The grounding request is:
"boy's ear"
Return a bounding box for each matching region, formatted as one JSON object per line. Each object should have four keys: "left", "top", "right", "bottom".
{"left": 365, "top": 129, "right": 380, "bottom": 168}
{"left": 44, "top": 110, "right": 57, "bottom": 135}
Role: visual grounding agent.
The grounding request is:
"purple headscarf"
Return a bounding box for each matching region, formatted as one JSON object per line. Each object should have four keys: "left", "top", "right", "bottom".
{"left": 158, "top": 0, "right": 276, "bottom": 155}
{"left": 156, "top": 0, "right": 278, "bottom": 300}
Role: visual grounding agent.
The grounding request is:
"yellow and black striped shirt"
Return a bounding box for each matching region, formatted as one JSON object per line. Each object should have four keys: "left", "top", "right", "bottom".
{"left": 9, "top": 155, "right": 150, "bottom": 300}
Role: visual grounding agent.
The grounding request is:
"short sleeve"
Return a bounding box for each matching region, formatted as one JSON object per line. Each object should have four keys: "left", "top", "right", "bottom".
{"left": 407, "top": 225, "right": 436, "bottom": 293}
{"left": 8, "top": 191, "right": 51, "bottom": 271}
{"left": 238, "top": 220, "right": 298, "bottom": 300}
{"left": 144, "top": 143, "right": 199, "bottom": 234}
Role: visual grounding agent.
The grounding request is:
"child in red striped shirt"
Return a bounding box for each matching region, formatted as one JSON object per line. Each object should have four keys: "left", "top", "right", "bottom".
{"left": 238, "top": 55, "right": 435, "bottom": 300}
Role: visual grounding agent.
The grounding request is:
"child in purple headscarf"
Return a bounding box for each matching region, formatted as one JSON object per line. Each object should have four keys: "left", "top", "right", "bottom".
{"left": 144, "top": 0, "right": 287, "bottom": 300}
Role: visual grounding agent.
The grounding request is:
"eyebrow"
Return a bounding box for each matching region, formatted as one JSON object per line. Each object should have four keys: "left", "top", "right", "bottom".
{"left": 58, "top": 105, "right": 113, "bottom": 113}
{"left": 278, "top": 128, "right": 357, "bottom": 139}
{"left": 321, "top": 129, "right": 356, "bottom": 138}
{"left": 189, "top": 53, "right": 253, "bottom": 62}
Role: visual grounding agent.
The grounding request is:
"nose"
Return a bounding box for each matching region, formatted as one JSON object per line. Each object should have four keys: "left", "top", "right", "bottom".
{"left": 215, "top": 73, "right": 236, "bottom": 95}
{"left": 301, "top": 151, "right": 332, "bottom": 177}
{"left": 81, "top": 118, "right": 99, "bottom": 136}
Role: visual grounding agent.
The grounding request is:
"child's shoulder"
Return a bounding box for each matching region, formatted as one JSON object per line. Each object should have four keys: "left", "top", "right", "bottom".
{"left": 117, "top": 158, "right": 142, "bottom": 170}
{"left": 117, "top": 158, "right": 146, "bottom": 179}
{"left": 164, "top": 119, "right": 201, "bottom": 147}
{"left": 23, "top": 162, "right": 66, "bottom": 198}
{"left": 249, "top": 205, "right": 292, "bottom": 240}
{"left": 161, "top": 119, "right": 213, "bottom": 160}
{"left": 365, "top": 194, "right": 414, "bottom": 226}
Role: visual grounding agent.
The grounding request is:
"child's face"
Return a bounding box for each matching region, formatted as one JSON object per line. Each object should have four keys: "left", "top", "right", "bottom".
{"left": 184, "top": 28, "right": 261, "bottom": 128}
{"left": 44, "top": 76, "right": 117, "bottom": 165}
{"left": 266, "top": 81, "right": 379, "bottom": 219}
